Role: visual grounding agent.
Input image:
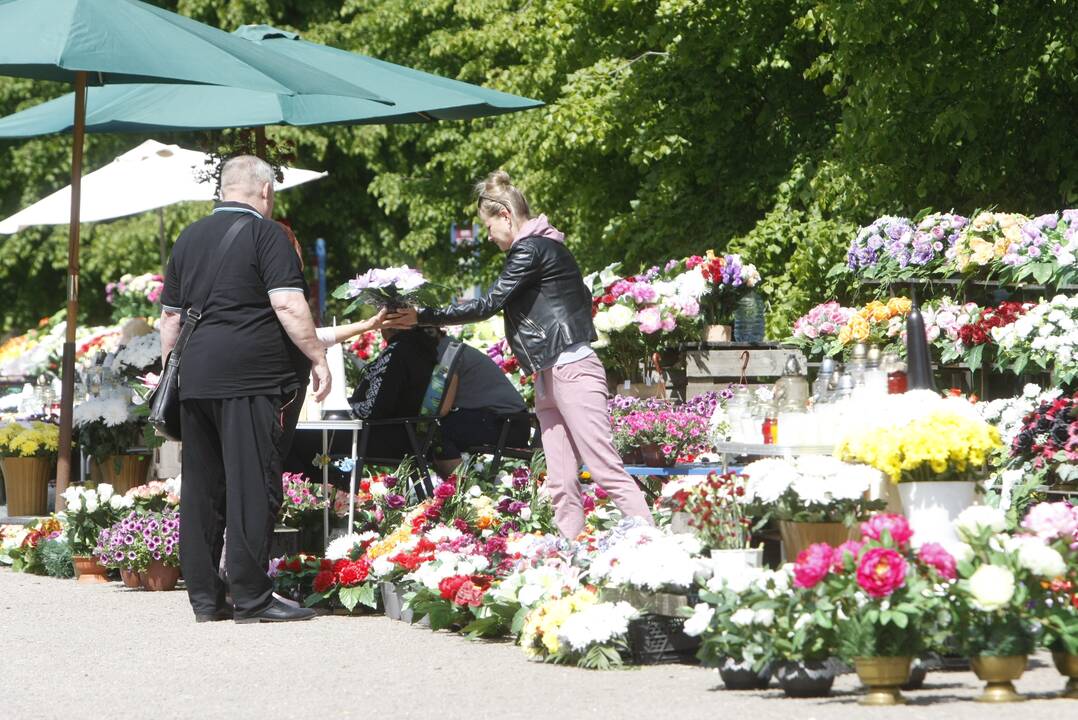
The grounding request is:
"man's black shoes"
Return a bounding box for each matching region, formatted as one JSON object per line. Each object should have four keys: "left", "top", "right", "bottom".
{"left": 194, "top": 608, "right": 234, "bottom": 623}
{"left": 233, "top": 598, "right": 317, "bottom": 624}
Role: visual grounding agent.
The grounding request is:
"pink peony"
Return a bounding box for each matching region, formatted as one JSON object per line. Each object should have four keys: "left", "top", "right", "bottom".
{"left": 1022, "top": 502, "right": 1078, "bottom": 542}
{"left": 856, "top": 547, "right": 908, "bottom": 598}
{"left": 917, "top": 542, "right": 957, "bottom": 580}
{"left": 793, "top": 543, "right": 835, "bottom": 589}
{"left": 860, "top": 514, "right": 913, "bottom": 547}
{"left": 831, "top": 540, "right": 864, "bottom": 571}
{"left": 637, "top": 306, "right": 663, "bottom": 334}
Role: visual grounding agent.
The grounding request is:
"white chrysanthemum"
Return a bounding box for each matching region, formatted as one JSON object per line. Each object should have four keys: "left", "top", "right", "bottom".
{"left": 325, "top": 533, "right": 363, "bottom": 560}
{"left": 588, "top": 527, "right": 704, "bottom": 591}
{"left": 113, "top": 332, "right": 162, "bottom": 370}
{"left": 558, "top": 602, "right": 638, "bottom": 652}
{"left": 954, "top": 505, "right": 1007, "bottom": 539}
{"left": 968, "top": 565, "right": 1015, "bottom": 611}
{"left": 743, "top": 458, "right": 797, "bottom": 503}
{"left": 370, "top": 556, "right": 394, "bottom": 579}
{"left": 682, "top": 602, "right": 715, "bottom": 637}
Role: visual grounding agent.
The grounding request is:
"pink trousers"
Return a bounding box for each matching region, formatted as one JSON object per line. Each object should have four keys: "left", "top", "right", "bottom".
{"left": 535, "top": 353, "right": 654, "bottom": 538}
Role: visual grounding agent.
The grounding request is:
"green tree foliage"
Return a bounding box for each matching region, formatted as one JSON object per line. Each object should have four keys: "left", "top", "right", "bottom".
{"left": 0, "top": 0, "right": 1075, "bottom": 337}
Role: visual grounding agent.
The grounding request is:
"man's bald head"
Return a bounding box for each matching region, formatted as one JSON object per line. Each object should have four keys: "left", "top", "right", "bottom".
{"left": 219, "top": 155, "right": 275, "bottom": 215}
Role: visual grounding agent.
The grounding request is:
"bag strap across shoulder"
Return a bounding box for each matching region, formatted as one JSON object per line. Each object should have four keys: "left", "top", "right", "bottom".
{"left": 169, "top": 213, "right": 252, "bottom": 363}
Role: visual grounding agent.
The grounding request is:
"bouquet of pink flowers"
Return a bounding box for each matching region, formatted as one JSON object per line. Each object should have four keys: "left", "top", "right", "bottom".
{"left": 105, "top": 272, "right": 164, "bottom": 322}
{"left": 332, "top": 265, "right": 443, "bottom": 312}
{"left": 787, "top": 301, "right": 857, "bottom": 358}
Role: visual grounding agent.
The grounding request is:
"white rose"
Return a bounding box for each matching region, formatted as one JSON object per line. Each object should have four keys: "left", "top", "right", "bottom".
{"left": 468, "top": 486, "right": 483, "bottom": 498}
{"left": 97, "top": 484, "right": 113, "bottom": 501}
{"left": 84, "top": 495, "right": 98, "bottom": 512}
{"left": 593, "top": 310, "right": 612, "bottom": 333}
{"left": 683, "top": 603, "right": 715, "bottom": 637}
{"left": 1017, "top": 541, "right": 1066, "bottom": 578}
{"left": 607, "top": 304, "right": 635, "bottom": 331}
{"left": 967, "top": 565, "right": 1015, "bottom": 611}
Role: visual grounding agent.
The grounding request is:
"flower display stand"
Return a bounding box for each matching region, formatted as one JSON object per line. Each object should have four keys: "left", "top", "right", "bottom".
{"left": 0, "top": 456, "right": 50, "bottom": 516}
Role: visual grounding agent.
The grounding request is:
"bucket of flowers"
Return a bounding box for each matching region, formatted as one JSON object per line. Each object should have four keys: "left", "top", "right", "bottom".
{"left": 0, "top": 420, "right": 59, "bottom": 517}
{"left": 740, "top": 456, "right": 885, "bottom": 561}
{"left": 950, "top": 505, "right": 1065, "bottom": 702}
{"left": 1020, "top": 501, "right": 1078, "bottom": 698}
{"left": 519, "top": 588, "right": 639, "bottom": 669}
{"left": 677, "top": 471, "right": 764, "bottom": 573}
{"left": 802, "top": 514, "right": 957, "bottom": 705}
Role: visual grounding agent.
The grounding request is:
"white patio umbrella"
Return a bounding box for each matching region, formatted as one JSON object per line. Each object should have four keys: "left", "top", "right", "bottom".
{"left": 1, "top": 138, "right": 323, "bottom": 228}
{"left": 0, "top": 138, "right": 326, "bottom": 269}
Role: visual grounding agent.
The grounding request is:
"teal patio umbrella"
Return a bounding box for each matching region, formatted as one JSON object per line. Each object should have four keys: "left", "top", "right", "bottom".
{"left": 0, "top": 25, "right": 542, "bottom": 136}
{"left": 0, "top": 0, "right": 393, "bottom": 512}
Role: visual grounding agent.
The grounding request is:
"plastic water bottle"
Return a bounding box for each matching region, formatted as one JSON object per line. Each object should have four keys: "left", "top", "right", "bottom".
{"left": 733, "top": 290, "right": 766, "bottom": 343}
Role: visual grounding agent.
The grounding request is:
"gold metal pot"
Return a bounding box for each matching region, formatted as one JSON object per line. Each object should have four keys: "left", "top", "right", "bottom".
{"left": 1052, "top": 652, "right": 1078, "bottom": 700}
{"left": 854, "top": 656, "right": 912, "bottom": 706}
{"left": 970, "top": 655, "right": 1028, "bottom": 703}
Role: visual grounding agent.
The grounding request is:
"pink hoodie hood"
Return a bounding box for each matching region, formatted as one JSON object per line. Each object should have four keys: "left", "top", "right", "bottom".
{"left": 513, "top": 213, "right": 565, "bottom": 244}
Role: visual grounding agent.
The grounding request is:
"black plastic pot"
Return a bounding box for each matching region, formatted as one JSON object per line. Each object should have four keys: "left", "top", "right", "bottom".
{"left": 719, "top": 658, "right": 773, "bottom": 690}
{"left": 775, "top": 660, "right": 836, "bottom": 698}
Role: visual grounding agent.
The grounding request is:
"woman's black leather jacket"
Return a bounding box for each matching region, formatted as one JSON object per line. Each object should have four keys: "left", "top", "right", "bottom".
{"left": 417, "top": 235, "right": 596, "bottom": 374}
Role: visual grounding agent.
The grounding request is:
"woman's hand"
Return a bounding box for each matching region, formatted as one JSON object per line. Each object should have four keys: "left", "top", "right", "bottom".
{"left": 363, "top": 307, "right": 389, "bottom": 332}
{"left": 383, "top": 307, "right": 418, "bottom": 329}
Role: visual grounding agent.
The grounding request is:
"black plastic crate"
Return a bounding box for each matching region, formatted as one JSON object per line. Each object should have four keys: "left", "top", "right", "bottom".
{"left": 626, "top": 614, "right": 700, "bottom": 665}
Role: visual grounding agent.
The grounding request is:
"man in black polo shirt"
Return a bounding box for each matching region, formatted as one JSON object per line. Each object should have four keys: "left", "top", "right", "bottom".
{"left": 160, "top": 155, "right": 329, "bottom": 624}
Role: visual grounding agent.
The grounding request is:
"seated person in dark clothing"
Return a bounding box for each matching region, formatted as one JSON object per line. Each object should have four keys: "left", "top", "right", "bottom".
{"left": 434, "top": 332, "right": 530, "bottom": 476}
{"left": 285, "top": 327, "right": 438, "bottom": 484}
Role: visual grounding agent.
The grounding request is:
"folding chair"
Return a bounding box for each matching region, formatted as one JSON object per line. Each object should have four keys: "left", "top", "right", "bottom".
{"left": 464, "top": 410, "right": 542, "bottom": 480}
{"left": 350, "top": 340, "right": 464, "bottom": 498}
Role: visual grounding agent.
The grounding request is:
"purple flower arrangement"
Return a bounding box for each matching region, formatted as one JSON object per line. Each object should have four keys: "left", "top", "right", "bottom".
{"left": 847, "top": 213, "right": 968, "bottom": 279}
{"left": 332, "top": 265, "right": 443, "bottom": 312}
{"left": 94, "top": 508, "right": 180, "bottom": 572}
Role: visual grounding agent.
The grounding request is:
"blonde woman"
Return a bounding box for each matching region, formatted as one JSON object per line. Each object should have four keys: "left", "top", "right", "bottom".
{"left": 385, "top": 171, "right": 652, "bottom": 537}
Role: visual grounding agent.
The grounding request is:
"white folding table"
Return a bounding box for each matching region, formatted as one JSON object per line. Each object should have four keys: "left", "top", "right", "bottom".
{"left": 294, "top": 418, "right": 365, "bottom": 547}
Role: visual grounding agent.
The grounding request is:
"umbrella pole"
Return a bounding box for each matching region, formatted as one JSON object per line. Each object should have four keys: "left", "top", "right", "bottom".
{"left": 158, "top": 207, "right": 166, "bottom": 274}
{"left": 255, "top": 126, "right": 267, "bottom": 158}
{"left": 56, "top": 70, "right": 87, "bottom": 512}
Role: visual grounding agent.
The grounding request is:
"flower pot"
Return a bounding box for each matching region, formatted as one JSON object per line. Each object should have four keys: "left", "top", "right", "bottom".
{"left": 854, "top": 656, "right": 912, "bottom": 706}
{"left": 72, "top": 555, "right": 109, "bottom": 584}
{"left": 119, "top": 568, "right": 142, "bottom": 589}
{"left": 140, "top": 559, "right": 180, "bottom": 591}
{"left": 897, "top": 481, "right": 976, "bottom": 549}
{"left": 718, "top": 657, "right": 772, "bottom": 690}
{"left": 380, "top": 581, "right": 405, "bottom": 621}
{"left": 902, "top": 657, "right": 928, "bottom": 690}
{"left": 703, "top": 325, "right": 732, "bottom": 343}
{"left": 778, "top": 520, "right": 857, "bottom": 562}
{"left": 970, "top": 655, "right": 1028, "bottom": 703}
{"left": 1052, "top": 652, "right": 1078, "bottom": 699}
{"left": 0, "top": 456, "right": 51, "bottom": 516}
{"left": 638, "top": 443, "right": 674, "bottom": 468}
{"left": 92, "top": 454, "right": 150, "bottom": 496}
{"left": 775, "top": 660, "right": 835, "bottom": 698}
{"left": 619, "top": 447, "right": 643, "bottom": 465}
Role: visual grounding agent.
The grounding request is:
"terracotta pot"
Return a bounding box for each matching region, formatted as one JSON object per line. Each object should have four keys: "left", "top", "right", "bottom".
{"left": 119, "top": 568, "right": 142, "bottom": 589}
{"left": 704, "top": 324, "right": 732, "bottom": 343}
{"left": 779, "top": 520, "right": 857, "bottom": 562}
{"left": 0, "top": 456, "right": 51, "bottom": 516}
{"left": 638, "top": 443, "right": 674, "bottom": 468}
{"left": 92, "top": 454, "right": 150, "bottom": 496}
{"left": 141, "top": 559, "right": 180, "bottom": 591}
{"left": 1051, "top": 652, "right": 1078, "bottom": 699}
{"left": 854, "top": 656, "right": 912, "bottom": 706}
{"left": 971, "top": 655, "right": 1028, "bottom": 703}
{"left": 72, "top": 555, "right": 109, "bottom": 584}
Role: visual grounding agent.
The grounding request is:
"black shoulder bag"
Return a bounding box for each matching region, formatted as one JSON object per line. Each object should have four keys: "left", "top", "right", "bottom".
{"left": 148, "top": 214, "right": 252, "bottom": 440}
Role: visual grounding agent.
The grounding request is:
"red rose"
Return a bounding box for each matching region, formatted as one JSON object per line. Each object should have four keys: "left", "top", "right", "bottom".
{"left": 312, "top": 570, "right": 336, "bottom": 594}
{"left": 438, "top": 575, "right": 468, "bottom": 601}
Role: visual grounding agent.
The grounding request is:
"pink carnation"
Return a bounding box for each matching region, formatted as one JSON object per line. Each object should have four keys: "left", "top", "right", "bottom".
{"left": 856, "top": 547, "right": 908, "bottom": 598}
{"left": 793, "top": 543, "right": 835, "bottom": 589}
{"left": 860, "top": 514, "right": 913, "bottom": 547}
{"left": 917, "top": 542, "right": 957, "bottom": 580}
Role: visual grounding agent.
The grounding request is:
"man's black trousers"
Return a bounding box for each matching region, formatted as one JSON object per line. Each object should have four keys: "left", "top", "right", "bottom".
{"left": 179, "top": 394, "right": 286, "bottom": 619}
